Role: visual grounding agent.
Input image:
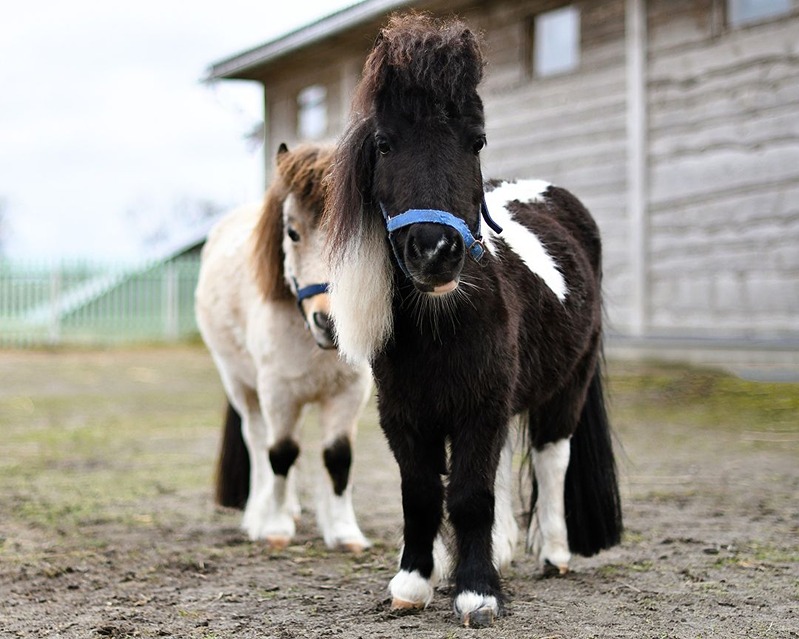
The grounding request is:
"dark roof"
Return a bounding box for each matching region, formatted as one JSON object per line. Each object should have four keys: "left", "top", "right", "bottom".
{"left": 206, "top": 0, "right": 414, "bottom": 81}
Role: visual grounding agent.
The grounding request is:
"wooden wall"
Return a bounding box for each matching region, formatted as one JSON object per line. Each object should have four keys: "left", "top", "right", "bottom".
{"left": 249, "top": 0, "right": 799, "bottom": 343}
{"left": 647, "top": 0, "right": 799, "bottom": 339}
{"left": 473, "top": 0, "right": 633, "bottom": 333}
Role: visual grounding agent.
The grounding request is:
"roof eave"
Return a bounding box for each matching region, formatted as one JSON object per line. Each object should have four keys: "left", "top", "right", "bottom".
{"left": 205, "top": 0, "right": 415, "bottom": 81}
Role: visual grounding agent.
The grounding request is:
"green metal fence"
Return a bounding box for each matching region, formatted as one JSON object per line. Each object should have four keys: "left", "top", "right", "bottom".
{"left": 0, "top": 256, "right": 202, "bottom": 347}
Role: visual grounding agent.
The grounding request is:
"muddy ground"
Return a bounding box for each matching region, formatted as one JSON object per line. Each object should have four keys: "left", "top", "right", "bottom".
{"left": 0, "top": 346, "right": 797, "bottom": 638}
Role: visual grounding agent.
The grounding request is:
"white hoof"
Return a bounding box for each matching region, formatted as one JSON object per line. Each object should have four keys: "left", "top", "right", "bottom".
{"left": 527, "top": 512, "right": 571, "bottom": 574}
{"left": 454, "top": 591, "right": 499, "bottom": 627}
{"left": 317, "top": 491, "right": 370, "bottom": 553}
{"left": 389, "top": 570, "right": 434, "bottom": 610}
{"left": 324, "top": 524, "right": 371, "bottom": 553}
{"left": 242, "top": 497, "right": 296, "bottom": 544}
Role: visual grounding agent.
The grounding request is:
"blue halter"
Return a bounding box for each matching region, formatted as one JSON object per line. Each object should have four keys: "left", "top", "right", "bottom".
{"left": 292, "top": 277, "right": 329, "bottom": 320}
{"left": 379, "top": 197, "right": 503, "bottom": 280}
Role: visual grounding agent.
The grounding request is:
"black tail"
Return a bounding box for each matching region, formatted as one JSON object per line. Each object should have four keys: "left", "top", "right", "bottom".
{"left": 215, "top": 401, "right": 250, "bottom": 509}
{"left": 563, "top": 366, "right": 623, "bottom": 556}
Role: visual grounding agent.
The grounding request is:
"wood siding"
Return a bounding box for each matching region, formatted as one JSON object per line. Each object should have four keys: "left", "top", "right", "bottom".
{"left": 243, "top": 0, "right": 799, "bottom": 344}
{"left": 647, "top": 0, "right": 799, "bottom": 338}
{"left": 473, "top": 0, "right": 633, "bottom": 332}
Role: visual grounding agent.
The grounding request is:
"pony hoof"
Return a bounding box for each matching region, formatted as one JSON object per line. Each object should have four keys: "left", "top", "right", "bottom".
{"left": 339, "top": 541, "right": 367, "bottom": 554}
{"left": 265, "top": 535, "right": 291, "bottom": 550}
{"left": 462, "top": 607, "right": 495, "bottom": 628}
{"left": 391, "top": 598, "right": 426, "bottom": 611}
{"left": 454, "top": 592, "right": 499, "bottom": 627}
{"left": 543, "top": 559, "right": 569, "bottom": 576}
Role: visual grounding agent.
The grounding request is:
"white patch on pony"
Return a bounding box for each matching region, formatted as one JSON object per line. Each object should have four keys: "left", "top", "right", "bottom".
{"left": 389, "top": 569, "right": 435, "bottom": 608}
{"left": 527, "top": 438, "right": 572, "bottom": 572}
{"left": 425, "top": 236, "right": 448, "bottom": 259}
{"left": 395, "top": 535, "right": 452, "bottom": 585}
{"left": 493, "top": 430, "right": 519, "bottom": 572}
{"left": 453, "top": 591, "right": 499, "bottom": 620}
{"left": 243, "top": 473, "right": 297, "bottom": 543}
{"left": 329, "top": 215, "right": 394, "bottom": 363}
{"left": 432, "top": 534, "right": 453, "bottom": 582}
{"left": 316, "top": 487, "right": 370, "bottom": 552}
{"left": 483, "top": 180, "right": 568, "bottom": 302}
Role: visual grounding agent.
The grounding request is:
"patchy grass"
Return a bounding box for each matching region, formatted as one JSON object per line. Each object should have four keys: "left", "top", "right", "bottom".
{"left": 0, "top": 346, "right": 225, "bottom": 561}
{"left": 607, "top": 360, "right": 799, "bottom": 433}
{"left": 0, "top": 346, "right": 797, "bottom": 638}
{"left": 1, "top": 348, "right": 796, "bottom": 561}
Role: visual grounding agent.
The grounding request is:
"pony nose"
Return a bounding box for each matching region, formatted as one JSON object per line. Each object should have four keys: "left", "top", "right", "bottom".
{"left": 406, "top": 224, "right": 463, "bottom": 275}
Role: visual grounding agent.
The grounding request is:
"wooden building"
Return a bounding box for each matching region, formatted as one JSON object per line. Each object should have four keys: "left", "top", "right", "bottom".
{"left": 208, "top": 0, "right": 799, "bottom": 363}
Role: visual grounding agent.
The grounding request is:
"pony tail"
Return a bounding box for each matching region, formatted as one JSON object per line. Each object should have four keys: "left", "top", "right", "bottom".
{"left": 563, "top": 363, "right": 623, "bottom": 555}
{"left": 325, "top": 118, "right": 394, "bottom": 363}
{"left": 215, "top": 401, "right": 250, "bottom": 509}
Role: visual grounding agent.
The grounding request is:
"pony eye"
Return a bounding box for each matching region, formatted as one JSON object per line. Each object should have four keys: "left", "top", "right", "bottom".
{"left": 375, "top": 134, "right": 391, "bottom": 155}
{"left": 287, "top": 227, "right": 301, "bottom": 242}
{"left": 473, "top": 135, "right": 486, "bottom": 154}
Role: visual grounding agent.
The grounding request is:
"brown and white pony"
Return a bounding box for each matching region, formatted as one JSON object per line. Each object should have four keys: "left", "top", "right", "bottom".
{"left": 324, "top": 14, "right": 622, "bottom": 626}
{"left": 196, "top": 143, "right": 371, "bottom": 551}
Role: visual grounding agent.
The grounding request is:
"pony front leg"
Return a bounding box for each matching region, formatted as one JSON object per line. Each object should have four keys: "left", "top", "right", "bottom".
{"left": 448, "top": 428, "right": 505, "bottom": 627}
{"left": 388, "top": 444, "right": 446, "bottom": 610}
{"left": 243, "top": 388, "right": 303, "bottom": 547}
{"left": 316, "top": 376, "right": 372, "bottom": 552}
{"left": 527, "top": 438, "right": 572, "bottom": 573}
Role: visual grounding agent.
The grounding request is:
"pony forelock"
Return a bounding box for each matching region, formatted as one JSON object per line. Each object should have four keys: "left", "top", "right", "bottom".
{"left": 355, "top": 13, "right": 485, "bottom": 121}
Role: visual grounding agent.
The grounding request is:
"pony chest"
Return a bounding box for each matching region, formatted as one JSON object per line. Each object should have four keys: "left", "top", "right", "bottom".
{"left": 247, "top": 304, "right": 323, "bottom": 376}
{"left": 374, "top": 332, "right": 509, "bottom": 427}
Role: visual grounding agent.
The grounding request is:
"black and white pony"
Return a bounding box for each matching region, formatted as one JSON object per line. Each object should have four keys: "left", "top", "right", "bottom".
{"left": 196, "top": 143, "right": 372, "bottom": 552}
{"left": 324, "top": 14, "right": 622, "bottom": 626}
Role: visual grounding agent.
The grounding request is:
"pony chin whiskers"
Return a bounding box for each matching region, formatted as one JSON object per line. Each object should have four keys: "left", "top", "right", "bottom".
{"left": 404, "top": 274, "right": 478, "bottom": 342}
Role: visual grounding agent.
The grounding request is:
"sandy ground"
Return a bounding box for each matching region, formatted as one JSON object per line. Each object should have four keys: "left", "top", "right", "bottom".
{"left": 0, "top": 347, "right": 796, "bottom": 638}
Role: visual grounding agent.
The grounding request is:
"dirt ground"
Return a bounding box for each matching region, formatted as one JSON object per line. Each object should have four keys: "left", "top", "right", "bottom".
{"left": 0, "top": 346, "right": 797, "bottom": 638}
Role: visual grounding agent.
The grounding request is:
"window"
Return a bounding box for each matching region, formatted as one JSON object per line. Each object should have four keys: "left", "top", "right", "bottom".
{"left": 728, "top": 0, "right": 792, "bottom": 26}
{"left": 297, "top": 85, "right": 327, "bottom": 140}
{"left": 533, "top": 6, "right": 580, "bottom": 78}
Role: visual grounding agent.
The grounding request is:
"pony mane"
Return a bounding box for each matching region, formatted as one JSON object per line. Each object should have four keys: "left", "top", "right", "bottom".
{"left": 324, "top": 14, "right": 485, "bottom": 363}
{"left": 253, "top": 144, "right": 334, "bottom": 301}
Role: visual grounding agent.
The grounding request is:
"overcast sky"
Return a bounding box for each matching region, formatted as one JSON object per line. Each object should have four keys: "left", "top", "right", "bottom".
{"left": 0, "top": 0, "right": 357, "bottom": 262}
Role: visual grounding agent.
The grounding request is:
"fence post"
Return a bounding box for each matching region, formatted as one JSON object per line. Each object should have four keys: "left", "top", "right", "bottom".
{"left": 49, "top": 264, "right": 62, "bottom": 345}
{"left": 164, "top": 261, "right": 178, "bottom": 341}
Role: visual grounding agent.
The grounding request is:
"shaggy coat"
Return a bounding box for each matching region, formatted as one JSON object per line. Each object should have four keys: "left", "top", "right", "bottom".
{"left": 196, "top": 144, "right": 372, "bottom": 551}
{"left": 325, "top": 14, "right": 622, "bottom": 627}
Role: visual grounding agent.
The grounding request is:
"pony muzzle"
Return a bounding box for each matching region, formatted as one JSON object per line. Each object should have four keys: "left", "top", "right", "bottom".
{"left": 294, "top": 280, "right": 337, "bottom": 349}
{"left": 382, "top": 206, "right": 484, "bottom": 294}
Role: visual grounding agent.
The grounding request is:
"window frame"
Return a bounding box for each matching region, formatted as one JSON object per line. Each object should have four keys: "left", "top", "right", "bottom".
{"left": 528, "top": 4, "right": 582, "bottom": 79}
{"left": 726, "top": 0, "right": 794, "bottom": 27}
{"left": 296, "top": 84, "right": 328, "bottom": 140}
